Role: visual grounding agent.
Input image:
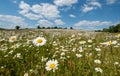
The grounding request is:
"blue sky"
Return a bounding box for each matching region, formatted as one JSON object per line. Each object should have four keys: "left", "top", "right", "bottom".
{"left": 0, "top": 0, "right": 120, "bottom": 30}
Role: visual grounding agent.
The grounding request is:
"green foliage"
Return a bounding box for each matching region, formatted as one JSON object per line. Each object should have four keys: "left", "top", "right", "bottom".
{"left": 36, "top": 26, "right": 68, "bottom": 29}
{"left": 37, "top": 26, "right": 41, "bottom": 29}
{"left": 98, "top": 23, "right": 120, "bottom": 33}
{"left": 15, "top": 26, "right": 20, "bottom": 30}
{"left": 70, "top": 27, "right": 73, "bottom": 29}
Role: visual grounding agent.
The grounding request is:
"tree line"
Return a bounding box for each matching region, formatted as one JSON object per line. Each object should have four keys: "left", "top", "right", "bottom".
{"left": 15, "top": 25, "right": 74, "bottom": 30}
{"left": 96, "top": 23, "right": 120, "bottom": 33}
{"left": 37, "top": 26, "right": 73, "bottom": 29}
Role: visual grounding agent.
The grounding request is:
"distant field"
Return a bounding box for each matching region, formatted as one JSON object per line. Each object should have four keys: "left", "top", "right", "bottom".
{"left": 0, "top": 29, "right": 120, "bottom": 76}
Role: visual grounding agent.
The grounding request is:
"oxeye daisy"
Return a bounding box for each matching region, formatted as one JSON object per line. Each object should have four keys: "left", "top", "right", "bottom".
{"left": 108, "top": 41, "right": 112, "bottom": 45}
{"left": 24, "top": 73, "right": 28, "bottom": 76}
{"left": 107, "top": 41, "right": 117, "bottom": 45}
{"left": 76, "top": 54, "right": 82, "bottom": 58}
{"left": 94, "top": 59, "right": 101, "bottom": 64}
{"left": 100, "top": 41, "right": 117, "bottom": 46}
{"left": 9, "top": 36, "right": 16, "bottom": 42}
{"left": 45, "top": 59, "right": 59, "bottom": 72}
{"left": 95, "top": 67, "right": 103, "bottom": 73}
{"left": 33, "top": 37, "right": 46, "bottom": 46}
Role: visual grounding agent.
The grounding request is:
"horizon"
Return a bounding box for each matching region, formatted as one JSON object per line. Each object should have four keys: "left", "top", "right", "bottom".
{"left": 0, "top": 0, "right": 120, "bottom": 30}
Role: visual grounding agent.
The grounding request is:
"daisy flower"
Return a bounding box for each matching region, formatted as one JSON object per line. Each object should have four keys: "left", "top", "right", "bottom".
{"left": 79, "top": 47, "right": 84, "bottom": 52}
{"left": 13, "top": 53, "right": 22, "bottom": 59}
{"left": 11, "top": 44, "right": 20, "bottom": 49}
{"left": 100, "top": 41, "right": 117, "bottom": 46}
{"left": 95, "top": 67, "right": 103, "bottom": 73}
{"left": 76, "top": 54, "right": 82, "bottom": 58}
{"left": 9, "top": 36, "right": 16, "bottom": 42}
{"left": 107, "top": 41, "right": 117, "bottom": 45}
{"left": 24, "top": 73, "right": 28, "bottom": 76}
{"left": 33, "top": 37, "right": 46, "bottom": 46}
{"left": 94, "top": 59, "right": 101, "bottom": 64}
{"left": 45, "top": 59, "right": 59, "bottom": 72}
{"left": 79, "top": 41, "right": 86, "bottom": 45}
{"left": 88, "top": 39, "right": 93, "bottom": 43}
{"left": 114, "top": 62, "right": 119, "bottom": 65}
{"left": 95, "top": 48, "right": 101, "bottom": 52}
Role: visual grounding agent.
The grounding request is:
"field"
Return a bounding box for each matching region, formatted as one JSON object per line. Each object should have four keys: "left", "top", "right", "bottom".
{"left": 0, "top": 29, "right": 120, "bottom": 76}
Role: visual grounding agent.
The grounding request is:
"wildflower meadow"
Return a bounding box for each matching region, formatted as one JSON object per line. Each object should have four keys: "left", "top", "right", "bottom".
{"left": 0, "top": 29, "right": 120, "bottom": 76}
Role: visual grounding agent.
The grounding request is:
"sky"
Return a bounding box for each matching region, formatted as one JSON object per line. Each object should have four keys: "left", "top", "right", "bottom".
{"left": 0, "top": 0, "right": 120, "bottom": 30}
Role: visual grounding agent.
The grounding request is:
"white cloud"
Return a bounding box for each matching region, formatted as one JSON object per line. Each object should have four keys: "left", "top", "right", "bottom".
{"left": 38, "top": 20, "right": 53, "bottom": 27}
{"left": 54, "top": 0, "right": 78, "bottom": 6}
{"left": 89, "top": 1, "right": 102, "bottom": 8}
{"left": 74, "top": 20, "right": 112, "bottom": 26}
{"left": 54, "top": 19, "right": 65, "bottom": 25}
{"left": 73, "top": 20, "right": 113, "bottom": 30}
{"left": 19, "top": 1, "right": 40, "bottom": 20}
{"left": 19, "top": 1, "right": 60, "bottom": 20}
{"left": 69, "top": 14, "right": 76, "bottom": 18}
{"left": 19, "top": 1, "right": 30, "bottom": 11}
{"left": 31, "top": 3, "right": 60, "bottom": 19}
{"left": 31, "top": 4, "right": 42, "bottom": 13}
{"left": 38, "top": 3, "right": 60, "bottom": 19}
{"left": 22, "top": 13, "right": 42, "bottom": 20}
{"left": 59, "top": 6, "right": 72, "bottom": 11}
{"left": 81, "top": 1, "right": 102, "bottom": 13}
{"left": 81, "top": 4, "right": 94, "bottom": 13}
{"left": 106, "top": 0, "right": 117, "bottom": 4}
{"left": 0, "top": 14, "right": 29, "bottom": 29}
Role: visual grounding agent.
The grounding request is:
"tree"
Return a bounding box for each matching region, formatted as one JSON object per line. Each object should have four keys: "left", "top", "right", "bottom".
{"left": 115, "top": 24, "right": 120, "bottom": 32}
{"left": 15, "top": 26, "right": 20, "bottom": 30}
{"left": 70, "top": 27, "right": 73, "bottom": 29}
{"left": 100, "top": 23, "right": 120, "bottom": 33}
{"left": 42, "top": 27, "right": 45, "bottom": 29}
{"left": 37, "top": 26, "right": 41, "bottom": 29}
{"left": 47, "top": 27, "right": 51, "bottom": 29}
{"left": 54, "top": 26, "right": 58, "bottom": 29}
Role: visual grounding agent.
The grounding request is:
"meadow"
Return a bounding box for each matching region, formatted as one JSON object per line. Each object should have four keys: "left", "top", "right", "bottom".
{"left": 0, "top": 29, "right": 120, "bottom": 76}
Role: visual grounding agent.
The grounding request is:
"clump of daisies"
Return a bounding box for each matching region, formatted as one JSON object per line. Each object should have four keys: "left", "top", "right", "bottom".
{"left": 9, "top": 36, "right": 17, "bottom": 42}
{"left": 33, "top": 37, "right": 46, "bottom": 46}
{"left": 45, "top": 59, "right": 59, "bottom": 72}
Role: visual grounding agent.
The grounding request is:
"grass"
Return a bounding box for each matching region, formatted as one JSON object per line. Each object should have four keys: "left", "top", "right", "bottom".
{"left": 0, "top": 29, "right": 120, "bottom": 76}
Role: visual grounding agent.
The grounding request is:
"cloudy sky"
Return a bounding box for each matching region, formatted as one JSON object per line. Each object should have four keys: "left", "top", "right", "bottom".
{"left": 0, "top": 0, "right": 120, "bottom": 30}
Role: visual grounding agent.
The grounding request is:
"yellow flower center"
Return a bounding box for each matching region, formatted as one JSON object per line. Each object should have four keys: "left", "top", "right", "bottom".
{"left": 49, "top": 63, "right": 55, "bottom": 69}
{"left": 108, "top": 41, "right": 112, "bottom": 45}
{"left": 118, "top": 34, "right": 120, "bottom": 37}
{"left": 11, "top": 37, "right": 15, "bottom": 41}
{"left": 37, "top": 39, "right": 43, "bottom": 43}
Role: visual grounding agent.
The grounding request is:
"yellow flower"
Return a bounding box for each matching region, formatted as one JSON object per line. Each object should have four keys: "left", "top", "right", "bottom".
{"left": 36, "top": 39, "right": 43, "bottom": 43}
{"left": 49, "top": 63, "right": 55, "bottom": 69}
{"left": 108, "top": 41, "right": 112, "bottom": 45}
